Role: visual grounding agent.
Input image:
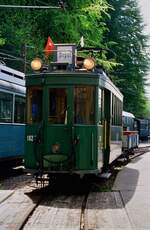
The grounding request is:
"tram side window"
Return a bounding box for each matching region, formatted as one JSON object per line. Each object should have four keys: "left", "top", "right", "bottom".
{"left": 27, "top": 88, "right": 43, "bottom": 124}
{"left": 119, "top": 100, "right": 122, "bottom": 126}
{"left": 98, "top": 88, "right": 103, "bottom": 124}
{"left": 112, "top": 94, "right": 122, "bottom": 126}
{"left": 0, "top": 92, "right": 13, "bottom": 123}
{"left": 112, "top": 94, "right": 115, "bottom": 125}
{"left": 48, "top": 88, "right": 67, "bottom": 124}
{"left": 116, "top": 98, "right": 119, "bottom": 125}
{"left": 112, "top": 94, "right": 114, "bottom": 125}
{"left": 14, "top": 96, "right": 25, "bottom": 123}
{"left": 74, "top": 86, "right": 95, "bottom": 125}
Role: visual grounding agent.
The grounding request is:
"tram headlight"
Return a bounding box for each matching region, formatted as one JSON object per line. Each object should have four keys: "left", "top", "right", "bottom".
{"left": 52, "top": 143, "right": 60, "bottom": 153}
{"left": 83, "top": 58, "right": 95, "bottom": 70}
{"left": 31, "top": 58, "right": 42, "bottom": 71}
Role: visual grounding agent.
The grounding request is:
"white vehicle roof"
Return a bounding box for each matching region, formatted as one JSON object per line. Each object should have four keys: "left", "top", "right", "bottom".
{"left": 0, "top": 64, "right": 25, "bottom": 86}
{"left": 122, "top": 111, "right": 135, "bottom": 118}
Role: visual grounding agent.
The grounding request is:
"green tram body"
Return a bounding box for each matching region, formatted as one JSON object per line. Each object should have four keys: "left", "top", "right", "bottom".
{"left": 25, "top": 70, "right": 123, "bottom": 177}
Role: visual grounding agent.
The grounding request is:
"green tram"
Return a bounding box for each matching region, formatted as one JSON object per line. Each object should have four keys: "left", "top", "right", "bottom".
{"left": 25, "top": 45, "right": 123, "bottom": 179}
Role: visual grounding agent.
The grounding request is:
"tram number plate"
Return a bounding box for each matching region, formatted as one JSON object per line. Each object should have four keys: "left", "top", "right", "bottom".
{"left": 27, "top": 135, "right": 36, "bottom": 142}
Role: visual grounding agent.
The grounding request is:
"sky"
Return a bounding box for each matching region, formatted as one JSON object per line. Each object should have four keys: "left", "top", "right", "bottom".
{"left": 138, "top": 0, "right": 150, "bottom": 99}
{"left": 138, "top": 0, "right": 150, "bottom": 34}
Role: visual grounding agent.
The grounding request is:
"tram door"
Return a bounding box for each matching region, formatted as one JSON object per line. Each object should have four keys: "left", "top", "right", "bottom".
{"left": 25, "top": 87, "right": 44, "bottom": 169}
{"left": 44, "top": 87, "right": 73, "bottom": 168}
{"left": 25, "top": 86, "right": 72, "bottom": 169}
{"left": 103, "top": 89, "right": 111, "bottom": 169}
{"left": 73, "top": 86, "right": 97, "bottom": 170}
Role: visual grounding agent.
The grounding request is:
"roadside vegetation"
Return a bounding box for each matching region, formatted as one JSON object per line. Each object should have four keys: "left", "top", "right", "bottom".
{"left": 0, "top": 0, "right": 150, "bottom": 117}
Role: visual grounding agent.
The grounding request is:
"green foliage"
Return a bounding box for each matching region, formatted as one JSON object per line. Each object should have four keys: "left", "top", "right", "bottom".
{"left": 0, "top": 0, "right": 113, "bottom": 70}
{"left": 106, "top": 0, "right": 150, "bottom": 117}
{"left": 38, "top": 0, "right": 110, "bottom": 45}
{"left": 0, "top": 0, "right": 150, "bottom": 118}
{"left": 0, "top": 37, "right": 5, "bottom": 46}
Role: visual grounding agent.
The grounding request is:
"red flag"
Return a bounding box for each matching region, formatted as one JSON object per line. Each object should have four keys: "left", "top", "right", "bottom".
{"left": 44, "top": 36, "right": 55, "bottom": 57}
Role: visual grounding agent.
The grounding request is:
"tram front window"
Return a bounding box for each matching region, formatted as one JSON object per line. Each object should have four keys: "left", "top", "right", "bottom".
{"left": 48, "top": 88, "right": 67, "bottom": 124}
{"left": 27, "top": 87, "right": 43, "bottom": 124}
{"left": 74, "top": 86, "right": 95, "bottom": 124}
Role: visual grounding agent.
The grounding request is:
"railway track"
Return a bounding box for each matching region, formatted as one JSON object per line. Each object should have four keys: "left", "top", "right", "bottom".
{"left": 0, "top": 180, "right": 133, "bottom": 230}
{"left": 0, "top": 176, "right": 92, "bottom": 230}
{"left": 129, "top": 145, "right": 150, "bottom": 160}
{"left": 0, "top": 145, "right": 150, "bottom": 230}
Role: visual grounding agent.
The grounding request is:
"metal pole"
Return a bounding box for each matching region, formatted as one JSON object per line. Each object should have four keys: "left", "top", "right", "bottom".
{"left": 24, "top": 44, "right": 27, "bottom": 73}
{"left": 0, "top": 5, "right": 61, "bottom": 9}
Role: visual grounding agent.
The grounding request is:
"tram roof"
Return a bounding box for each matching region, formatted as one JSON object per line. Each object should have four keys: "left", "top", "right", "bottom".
{"left": 0, "top": 79, "right": 25, "bottom": 94}
{"left": 0, "top": 64, "right": 25, "bottom": 87}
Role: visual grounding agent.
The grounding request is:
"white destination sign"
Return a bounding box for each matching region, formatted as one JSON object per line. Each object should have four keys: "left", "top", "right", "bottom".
{"left": 57, "top": 46, "right": 73, "bottom": 64}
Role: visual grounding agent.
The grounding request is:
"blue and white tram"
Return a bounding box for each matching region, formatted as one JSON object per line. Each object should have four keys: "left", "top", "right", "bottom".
{"left": 0, "top": 64, "right": 25, "bottom": 165}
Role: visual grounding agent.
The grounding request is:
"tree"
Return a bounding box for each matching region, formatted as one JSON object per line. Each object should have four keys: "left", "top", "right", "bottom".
{"left": 0, "top": 0, "right": 111, "bottom": 70}
{"left": 0, "top": 0, "right": 41, "bottom": 69}
{"left": 106, "top": 0, "right": 150, "bottom": 117}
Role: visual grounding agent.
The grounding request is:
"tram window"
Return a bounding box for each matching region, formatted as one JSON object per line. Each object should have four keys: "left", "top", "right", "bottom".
{"left": 118, "top": 101, "right": 120, "bottom": 125}
{"left": 98, "top": 88, "right": 103, "bottom": 124}
{"left": 114, "top": 95, "right": 116, "bottom": 125}
{"left": 112, "top": 94, "right": 114, "bottom": 125}
{"left": 116, "top": 98, "right": 119, "bottom": 125}
{"left": 74, "top": 86, "right": 95, "bottom": 125}
{"left": 14, "top": 96, "right": 25, "bottom": 123}
{"left": 48, "top": 88, "right": 67, "bottom": 124}
{"left": 116, "top": 99, "right": 119, "bottom": 125}
{"left": 112, "top": 94, "right": 116, "bottom": 125}
{"left": 115, "top": 97, "right": 118, "bottom": 125}
{"left": 111, "top": 95, "right": 122, "bottom": 126}
{"left": 0, "top": 92, "right": 13, "bottom": 123}
{"left": 27, "top": 87, "right": 43, "bottom": 124}
{"left": 118, "top": 101, "right": 122, "bottom": 125}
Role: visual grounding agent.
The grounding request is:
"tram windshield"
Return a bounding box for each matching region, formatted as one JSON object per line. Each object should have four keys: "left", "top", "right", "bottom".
{"left": 74, "top": 86, "right": 95, "bottom": 124}
{"left": 48, "top": 88, "right": 67, "bottom": 124}
{"left": 27, "top": 87, "right": 43, "bottom": 124}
